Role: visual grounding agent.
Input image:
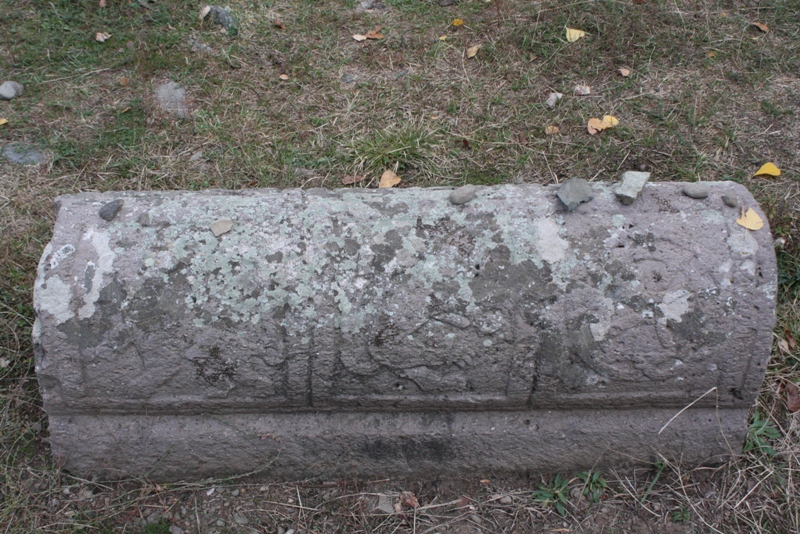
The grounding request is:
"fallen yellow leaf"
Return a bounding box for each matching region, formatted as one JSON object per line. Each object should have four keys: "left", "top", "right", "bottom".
{"left": 706, "top": 50, "right": 716, "bottom": 58}
{"left": 565, "top": 27, "right": 586, "bottom": 42}
{"left": 618, "top": 67, "right": 631, "bottom": 77}
{"left": 0, "top": 118, "right": 7, "bottom": 127}
{"left": 452, "top": 18, "right": 465, "bottom": 27}
{"left": 737, "top": 207, "right": 763, "bottom": 231}
{"left": 545, "top": 125, "right": 560, "bottom": 135}
{"left": 753, "top": 162, "right": 780, "bottom": 177}
{"left": 95, "top": 32, "right": 112, "bottom": 43}
{"left": 439, "top": 35, "right": 447, "bottom": 41}
{"left": 467, "top": 45, "right": 481, "bottom": 58}
{"left": 352, "top": 34, "right": 367, "bottom": 42}
{"left": 751, "top": 22, "right": 769, "bottom": 33}
{"left": 365, "top": 26, "right": 383, "bottom": 39}
{"left": 587, "top": 118, "right": 604, "bottom": 135}
{"left": 379, "top": 170, "right": 401, "bottom": 188}
{"left": 601, "top": 115, "right": 619, "bottom": 128}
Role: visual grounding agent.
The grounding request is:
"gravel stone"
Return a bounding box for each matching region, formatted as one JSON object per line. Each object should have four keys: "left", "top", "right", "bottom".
{"left": 499, "top": 496, "right": 513, "bottom": 505}
{"left": 449, "top": 185, "right": 478, "bottom": 205}
{"left": 557, "top": 178, "right": 594, "bottom": 211}
{"left": 615, "top": 171, "right": 650, "bottom": 205}
{"left": 169, "top": 526, "right": 183, "bottom": 534}
{"left": 99, "top": 200, "right": 123, "bottom": 221}
{"left": 233, "top": 513, "right": 249, "bottom": 525}
{"left": 722, "top": 193, "right": 740, "bottom": 208}
{"left": 154, "top": 82, "right": 188, "bottom": 118}
{"left": 2, "top": 144, "right": 46, "bottom": 165}
{"left": 209, "top": 218, "right": 233, "bottom": 236}
{"left": 0, "top": 81, "right": 24, "bottom": 100}
{"left": 208, "top": 6, "right": 239, "bottom": 36}
{"left": 682, "top": 183, "right": 709, "bottom": 199}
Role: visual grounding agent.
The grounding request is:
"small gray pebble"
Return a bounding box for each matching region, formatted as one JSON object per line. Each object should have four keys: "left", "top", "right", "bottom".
{"left": 682, "top": 183, "right": 709, "bottom": 199}
{"left": 169, "top": 526, "right": 183, "bottom": 534}
{"left": 557, "top": 178, "right": 594, "bottom": 211}
{"left": 449, "top": 185, "right": 478, "bottom": 205}
{"left": 231, "top": 489, "right": 239, "bottom": 497}
{"left": 722, "top": 193, "right": 740, "bottom": 208}
{"left": 0, "top": 81, "right": 24, "bottom": 100}
{"left": 341, "top": 73, "right": 356, "bottom": 84}
{"left": 233, "top": 513, "right": 249, "bottom": 525}
{"left": 499, "top": 496, "right": 513, "bottom": 505}
{"left": 99, "top": 199, "right": 123, "bottom": 221}
{"left": 216, "top": 519, "right": 225, "bottom": 527}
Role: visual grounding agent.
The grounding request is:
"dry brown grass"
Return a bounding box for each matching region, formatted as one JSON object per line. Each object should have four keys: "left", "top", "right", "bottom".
{"left": 2, "top": 0, "right": 800, "bottom": 532}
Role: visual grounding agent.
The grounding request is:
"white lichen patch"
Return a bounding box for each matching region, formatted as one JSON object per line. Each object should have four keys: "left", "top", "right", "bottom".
{"left": 35, "top": 276, "right": 74, "bottom": 324}
{"left": 534, "top": 218, "right": 568, "bottom": 265}
{"left": 656, "top": 289, "right": 692, "bottom": 325}
{"left": 78, "top": 230, "right": 115, "bottom": 320}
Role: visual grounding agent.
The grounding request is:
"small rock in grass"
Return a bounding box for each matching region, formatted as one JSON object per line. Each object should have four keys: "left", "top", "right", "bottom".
{"left": 210, "top": 218, "right": 233, "bottom": 236}
{"left": 615, "top": 171, "right": 650, "bottom": 205}
{"left": 449, "top": 185, "right": 477, "bottom": 205}
{"left": 545, "top": 92, "right": 563, "bottom": 109}
{"left": 99, "top": 199, "right": 123, "bottom": 221}
{"left": 0, "top": 81, "right": 24, "bottom": 100}
{"left": 216, "top": 519, "right": 225, "bottom": 527}
{"left": 438, "top": 0, "right": 457, "bottom": 5}
{"left": 2, "top": 143, "right": 46, "bottom": 165}
{"left": 207, "top": 6, "right": 239, "bottom": 36}
{"left": 154, "top": 82, "right": 188, "bottom": 118}
{"left": 341, "top": 73, "right": 356, "bottom": 84}
{"left": 682, "top": 183, "right": 709, "bottom": 199}
{"left": 169, "top": 526, "right": 183, "bottom": 534}
{"left": 499, "top": 495, "right": 513, "bottom": 505}
{"left": 233, "top": 513, "right": 249, "bottom": 525}
{"left": 722, "top": 193, "right": 740, "bottom": 208}
{"left": 356, "top": 0, "right": 386, "bottom": 11}
{"left": 557, "top": 178, "right": 594, "bottom": 211}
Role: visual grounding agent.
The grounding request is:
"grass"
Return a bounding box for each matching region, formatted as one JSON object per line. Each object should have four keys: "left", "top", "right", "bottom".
{"left": 1, "top": 0, "right": 799, "bottom": 532}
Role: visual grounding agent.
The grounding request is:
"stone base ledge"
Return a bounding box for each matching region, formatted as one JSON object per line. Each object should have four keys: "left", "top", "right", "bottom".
{"left": 49, "top": 407, "right": 744, "bottom": 481}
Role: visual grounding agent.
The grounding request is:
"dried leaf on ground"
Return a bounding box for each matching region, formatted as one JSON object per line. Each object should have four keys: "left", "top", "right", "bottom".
{"left": 99, "top": 0, "right": 106, "bottom": 7}
{"left": 786, "top": 381, "right": 800, "bottom": 413}
{"left": 587, "top": 115, "right": 619, "bottom": 135}
{"left": 273, "top": 19, "right": 285, "bottom": 29}
{"left": 452, "top": 18, "right": 464, "bottom": 27}
{"left": 467, "top": 45, "right": 481, "bottom": 58}
{"left": 618, "top": 67, "right": 631, "bottom": 77}
{"left": 778, "top": 338, "right": 791, "bottom": 355}
{"left": 587, "top": 118, "right": 604, "bottom": 135}
{"left": 365, "top": 26, "right": 384, "bottom": 39}
{"left": 736, "top": 207, "right": 764, "bottom": 230}
{"left": 601, "top": 115, "right": 619, "bottom": 128}
{"left": 545, "top": 125, "right": 560, "bottom": 135}
{"left": 753, "top": 162, "right": 780, "bottom": 177}
{"left": 341, "top": 175, "right": 366, "bottom": 185}
{"left": 706, "top": 50, "right": 717, "bottom": 58}
{"left": 0, "top": 119, "right": 8, "bottom": 127}
{"left": 565, "top": 27, "right": 586, "bottom": 42}
{"left": 399, "top": 491, "right": 419, "bottom": 509}
{"left": 379, "top": 170, "right": 401, "bottom": 188}
{"left": 751, "top": 22, "right": 769, "bottom": 33}
{"left": 279, "top": 74, "right": 289, "bottom": 80}
{"left": 95, "top": 32, "right": 112, "bottom": 42}
{"left": 199, "top": 5, "right": 211, "bottom": 21}
{"left": 439, "top": 35, "right": 447, "bottom": 41}
{"left": 786, "top": 329, "right": 796, "bottom": 349}
{"left": 352, "top": 34, "right": 367, "bottom": 42}
{"left": 574, "top": 85, "right": 591, "bottom": 95}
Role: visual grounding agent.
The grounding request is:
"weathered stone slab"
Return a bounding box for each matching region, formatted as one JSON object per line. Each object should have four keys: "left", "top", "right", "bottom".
{"left": 33, "top": 182, "right": 776, "bottom": 480}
